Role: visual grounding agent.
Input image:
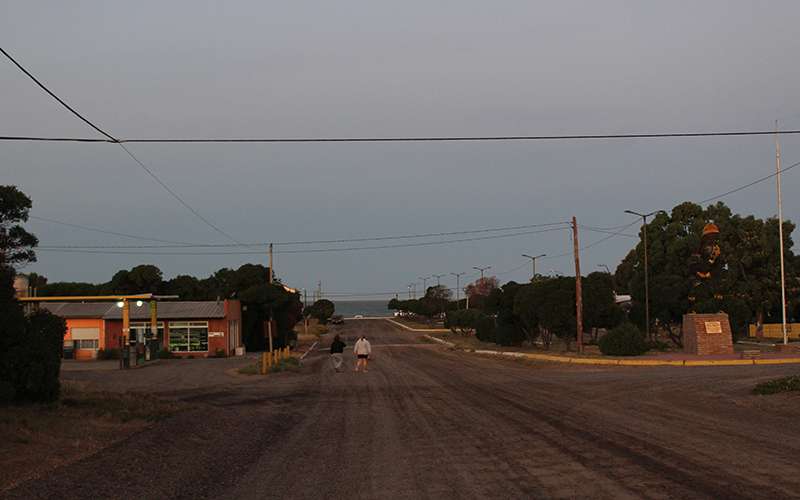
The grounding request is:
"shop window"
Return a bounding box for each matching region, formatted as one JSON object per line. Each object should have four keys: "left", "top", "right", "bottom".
{"left": 130, "top": 321, "right": 165, "bottom": 343}
{"left": 168, "top": 321, "right": 209, "bottom": 352}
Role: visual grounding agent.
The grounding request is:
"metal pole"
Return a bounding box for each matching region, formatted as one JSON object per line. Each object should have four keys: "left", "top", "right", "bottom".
{"left": 643, "top": 215, "right": 650, "bottom": 341}
{"left": 776, "top": 121, "right": 788, "bottom": 345}
{"left": 451, "top": 272, "right": 465, "bottom": 308}
{"left": 572, "top": 217, "right": 583, "bottom": 353}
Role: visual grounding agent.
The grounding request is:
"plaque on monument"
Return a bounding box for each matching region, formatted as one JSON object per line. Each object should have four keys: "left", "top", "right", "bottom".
{"left": 683, "top": 313, "right": 733, "bottom": 355}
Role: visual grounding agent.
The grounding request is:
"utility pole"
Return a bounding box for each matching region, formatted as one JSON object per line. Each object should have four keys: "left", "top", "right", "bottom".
{"left": 472, "top": 266, "right": 491, "bottom": 279}
{"left": 624, "top": 209, "right": 660, "bottom": 341}
{"left": 451, "top": 272, "right": 465, "bottom": 308}
{"left": 303, "top": 288, "right": 308, "bottom": 337}
{"left": 776, "top": 121, "right": 788, "bottom": 345}
{"left": 407, "top": 284, "right": 412, "bottom": 299}
{"left": 432, "top": 274, "right": 445, "bottom": 288}
{"left": 572, "top": 217, "right": 583, "bottom": 354}
{"left": 267, "top": 243, "right": 274, "bottom": 356}
{"left": 522, "top": 254, "right": 546, "bottom": 281}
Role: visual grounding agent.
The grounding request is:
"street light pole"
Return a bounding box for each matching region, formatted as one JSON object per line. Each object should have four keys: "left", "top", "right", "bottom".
{"left": 472, "top": 266, "right": 491, "bottom": 279}
{"left": 776, "top": 121, "right": 789, "bottom": 345}
{"left": 624, "top": 209, "right": 660, "bottom": 341}
{"left": 451, "top": 272, "right": 466, "bottom": 307}
{"left": 522, "top": 253, "right": 546, "bottom": 281}
{"left": 432, "top": 274, "right": 445, "bottom": 288}
{"left": 418, "top": 276, "right": 430, "bottom": 296}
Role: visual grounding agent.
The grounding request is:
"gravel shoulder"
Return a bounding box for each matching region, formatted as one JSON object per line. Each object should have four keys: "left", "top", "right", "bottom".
{"left": 6, "top": 319, "right": 800, "bottom": 499}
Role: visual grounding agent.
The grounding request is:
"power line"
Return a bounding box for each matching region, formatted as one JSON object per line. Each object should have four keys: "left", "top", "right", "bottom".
{"left": 36, "top": 226, "right": 569, "bottom": 255}
{"left": 698, "top": 160, "right": 800, "bottom": 205}
{"left": 0, "top": 48, "right": 118, "bottom": 142}
{"left": 38, "top": 221, "right": 570, "bottom": 249}
{"left": 29, "top": 215, "right": 197, "bottom": 245}
{"left": 1, "top": 47, "right": 246, "bottom": 247}
{"left": 4, "top": 130, "right": 800, "bottom": 144}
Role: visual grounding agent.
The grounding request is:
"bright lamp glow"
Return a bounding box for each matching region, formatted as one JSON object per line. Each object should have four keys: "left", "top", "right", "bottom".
{"left": 136, "top": 300, "right": 143, "bottom": 307}
{"left": 116, "top": 301, "right": 124, "bottom": 308}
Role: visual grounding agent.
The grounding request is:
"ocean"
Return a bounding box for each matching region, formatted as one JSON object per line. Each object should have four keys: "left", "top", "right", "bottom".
{"left": 332, "top": 300, "right": 392, "bottom": 318}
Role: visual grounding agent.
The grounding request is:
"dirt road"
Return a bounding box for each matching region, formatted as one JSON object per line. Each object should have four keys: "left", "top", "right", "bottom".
{"left": 6, "top": 319, "right": 800, "bottom": 499}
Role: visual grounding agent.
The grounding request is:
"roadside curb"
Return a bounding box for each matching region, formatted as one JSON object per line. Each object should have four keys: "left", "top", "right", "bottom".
{"left": 385, "top": 318, "right": 449, "bottom": 333}
{"left": 451, "top": 346, "right": 800, "bottom": 367}
{"left": 423, "top": 335, "right": 456, "bottom": 348}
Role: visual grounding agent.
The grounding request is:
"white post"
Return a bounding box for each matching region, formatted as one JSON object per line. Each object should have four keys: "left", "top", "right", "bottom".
{"left": 776, "top": 121, "right": 788, "bottom": 345}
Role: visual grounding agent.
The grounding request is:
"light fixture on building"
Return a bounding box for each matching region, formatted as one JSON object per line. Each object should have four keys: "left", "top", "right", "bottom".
{"left": 116, "top": 301, "right": 124, "bottom": 308}
{"left": 136, "top": 300, "right": 143, "bottom": 307}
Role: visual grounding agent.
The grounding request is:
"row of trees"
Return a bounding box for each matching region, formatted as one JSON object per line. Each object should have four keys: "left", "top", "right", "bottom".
{"left": 34, "top": 263, "right": 304, "bottom": 351}
{"left": 391, "top": 273, "right": 622, "bottom": 349}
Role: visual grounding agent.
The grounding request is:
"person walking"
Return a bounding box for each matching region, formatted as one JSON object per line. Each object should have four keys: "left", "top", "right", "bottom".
{"left": 330, "top": 334, "right": 346, "bottom": 372}
{"left": 353, "top": 335, "right": 372, "bottom": 372}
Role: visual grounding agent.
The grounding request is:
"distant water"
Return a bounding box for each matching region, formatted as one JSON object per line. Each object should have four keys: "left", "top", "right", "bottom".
{"left": 332, "top": 300, "right": 392, "bottom": 318}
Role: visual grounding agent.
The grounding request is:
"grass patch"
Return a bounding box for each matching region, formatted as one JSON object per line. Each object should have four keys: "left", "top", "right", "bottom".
{"left": 237, "top": 363, "right": 259, "bottom": 375}
{"left": 753, "top": 375, "right": 800, "bottom": 395}
{"left": 236, "top": 357, "right": 301, "bottom": 375}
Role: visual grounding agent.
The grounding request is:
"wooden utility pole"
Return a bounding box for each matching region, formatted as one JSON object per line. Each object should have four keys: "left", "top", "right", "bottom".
{"left": 572, "top": 217, "right": 584, "bottom": 353}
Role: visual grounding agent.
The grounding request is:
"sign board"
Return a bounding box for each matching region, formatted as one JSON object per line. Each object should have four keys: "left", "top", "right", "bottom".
{"left": 209, "top": 332, "right": 224, "bottom": 338}
{"left": 704, "top": 321, "right": 722, "bottom": 334}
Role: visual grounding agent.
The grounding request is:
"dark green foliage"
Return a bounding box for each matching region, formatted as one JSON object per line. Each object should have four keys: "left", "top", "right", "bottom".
{"left": 444, "top": 309, "right": 482, "bottom": 335}
{"left": 753, "top": 375, "right": 800, "bottom": 395}
{"left": 304, "top": 299, "right": 335, "bottom": 324}
{"left": 599, "top": 323, "right": 649, "bottom": 356}
{"left": 215, "top": 348, "right": 226, "bottom": 358}
{"left": 474, "top": 314, "right": 496, "bottom": 343}
{"left": 0, "top": 301, "right": 66, "bottom": 404}
{"left": 0, "top": 186, "right": 38, "bottom": 268}
{"left": 158, "top": 349, "right": 174, "bottom": 360}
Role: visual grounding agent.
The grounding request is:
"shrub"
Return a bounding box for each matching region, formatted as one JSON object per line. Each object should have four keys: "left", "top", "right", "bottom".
{"left": 753, "top": 375, "right": 800, "bottom": 395}
{"left": 97, "top": 348, "right": 121, "bottom": 360}
{"left": 599, "top": 323, "right": 648, "bottom": 356}
{"left": 0, "top": 302, "right": 66, "bottom": 404}
{"left": 157, "top": 349, "right": 173, "bottom": 360}
{"left": 444, "top": 309, "right": 481, "bottom": 335}
{"left": 474, "top": 314, "right": 496, "bottom": 343}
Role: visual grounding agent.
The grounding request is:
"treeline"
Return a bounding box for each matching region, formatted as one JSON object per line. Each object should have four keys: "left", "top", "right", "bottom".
{"left": 35, "top": 263, "right": 303, "bottom": 351}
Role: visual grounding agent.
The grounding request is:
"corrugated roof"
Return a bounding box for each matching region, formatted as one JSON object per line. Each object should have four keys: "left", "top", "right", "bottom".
{"left": 41, "top": 302, "right": 116, "bottom": 318}
{"left": 41, "top": 301, "right": 226, "bottom": 320}
{"left": 103, "top": 301, "right": 225, "bottom": 320}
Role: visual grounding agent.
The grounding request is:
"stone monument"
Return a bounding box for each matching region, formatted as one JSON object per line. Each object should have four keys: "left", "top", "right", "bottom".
{"left": 684, "top": 223, "right": 734, "bottom": 355}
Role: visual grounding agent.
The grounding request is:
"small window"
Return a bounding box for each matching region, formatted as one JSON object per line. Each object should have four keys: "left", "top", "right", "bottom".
{"left": 75, "top": 339, "right": 99, "bottom": 350}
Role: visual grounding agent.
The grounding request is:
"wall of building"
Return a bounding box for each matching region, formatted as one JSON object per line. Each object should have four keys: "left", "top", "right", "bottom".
{"left": 65, "top": 318, "right": 105, "bottom": 360}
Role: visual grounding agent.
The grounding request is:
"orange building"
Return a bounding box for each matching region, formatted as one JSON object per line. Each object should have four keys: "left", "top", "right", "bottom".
{"left": 43, "top": 300, "right": 242, "bottom": 359}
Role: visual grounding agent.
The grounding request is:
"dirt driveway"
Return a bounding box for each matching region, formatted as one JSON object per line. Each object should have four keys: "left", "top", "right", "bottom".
{"left": 6, "top": 319, "right": 800, "bottom": 499}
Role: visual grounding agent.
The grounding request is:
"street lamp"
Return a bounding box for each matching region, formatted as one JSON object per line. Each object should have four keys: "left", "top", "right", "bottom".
{"left": 418, "top": 276, "right": 430, "bottom": 295}
{"left": 451, "top": 272, "right": 466, "bottom": 307}
{"left": 472, "top": 266, "right": 491, "bottom": 279}
{"left": 432, "top": 274, "right": 446, "bottom": 287}
{"left": 624, "top": 209, "right": 661, "bottom": 340}
{"left": 522, "top": 254, "right": 546, "bottom": 281}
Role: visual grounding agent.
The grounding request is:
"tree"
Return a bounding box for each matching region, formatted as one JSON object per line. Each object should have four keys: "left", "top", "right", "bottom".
{"left": 305, "top": 299, "right": 335, "bottom": 324}
{"left": 582, "top": 272, "right": 624, "bottom": 341}
{"left": 444, "top": 309, "right": 482, "bottom": 335}
{"left": 616, "top": 201, "right": 799, "bottom": 344}
{"left": 464, "top": 276, "right": 499, "bottom": 309}
{"left": 0, "top": 186, "right": 38, "bottom": 269}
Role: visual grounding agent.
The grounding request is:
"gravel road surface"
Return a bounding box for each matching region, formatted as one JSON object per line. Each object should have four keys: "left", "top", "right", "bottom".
{"left": 6, "top": 319, "right": 800, "bottom": 499}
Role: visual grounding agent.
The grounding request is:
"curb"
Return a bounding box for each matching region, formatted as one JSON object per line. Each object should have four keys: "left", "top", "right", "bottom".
{"left": 385, "top": 318, "right": 450, "bottom": 333}
{"left": 456, "top": 347, "right": 800, "bottom": 367}
{"left": 423, "top": 335, "right": 456, "bottom": 348}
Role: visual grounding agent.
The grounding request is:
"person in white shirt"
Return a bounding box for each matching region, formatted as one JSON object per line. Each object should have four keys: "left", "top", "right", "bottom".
{"left": 353, "top": 336, "right": 372, "bottom": 372}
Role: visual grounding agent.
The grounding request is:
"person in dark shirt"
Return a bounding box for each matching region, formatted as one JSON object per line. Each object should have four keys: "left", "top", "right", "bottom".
{"left": 330, "top": 334, "right": 346, "bottom": 372}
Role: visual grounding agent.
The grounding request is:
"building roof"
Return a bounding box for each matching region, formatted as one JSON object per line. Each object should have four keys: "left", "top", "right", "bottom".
{"left": 41, "top": 302, "right": 116, "bottom": 318}
{"left": 42, "top": 301, "right": 227, "bottom": 320}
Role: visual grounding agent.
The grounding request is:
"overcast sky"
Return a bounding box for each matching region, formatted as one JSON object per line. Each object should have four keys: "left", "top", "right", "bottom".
{"left": 3, "top": 1, "right": 800, "bottom": 299}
